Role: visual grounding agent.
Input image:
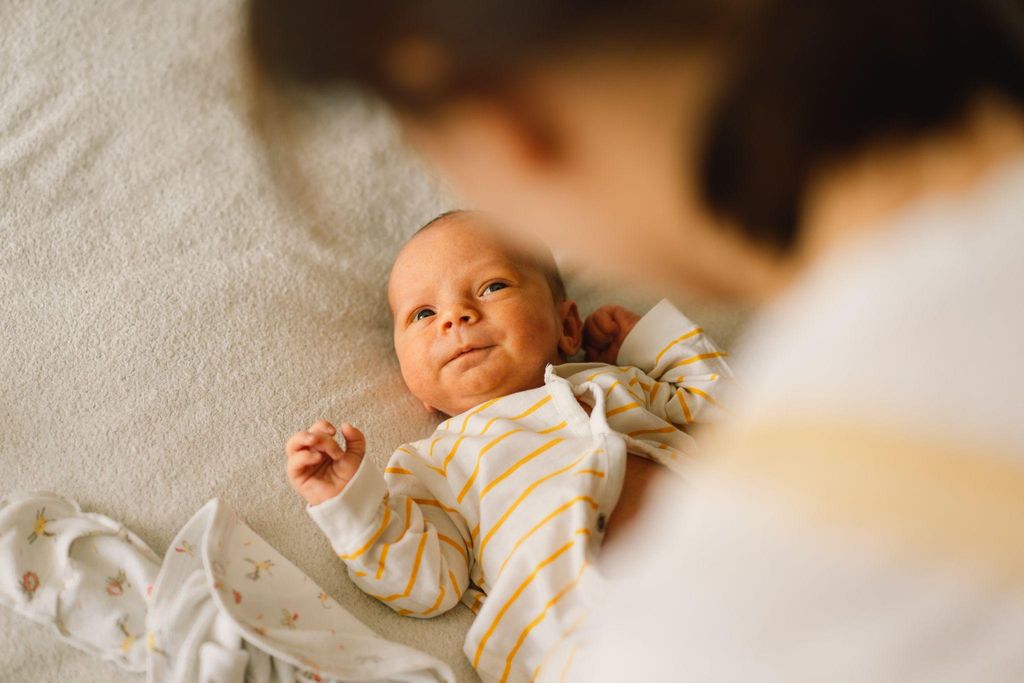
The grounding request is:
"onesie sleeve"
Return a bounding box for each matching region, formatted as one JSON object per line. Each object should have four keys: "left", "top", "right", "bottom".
{"left": 616, "top": 299, "right": 735, "bottom": 426}
{"left": 307, "top": 443, "right": 471, "bottom": 618}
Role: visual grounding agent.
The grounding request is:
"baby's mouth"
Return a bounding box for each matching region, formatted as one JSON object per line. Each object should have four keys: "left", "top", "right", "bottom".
{"left": 444, "top": 345, "right": 495, "bottom": 368}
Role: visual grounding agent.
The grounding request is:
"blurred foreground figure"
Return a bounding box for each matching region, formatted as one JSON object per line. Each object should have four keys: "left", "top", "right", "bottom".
{"left": 250, "top": 0, "right": 1024, "bottom": 679}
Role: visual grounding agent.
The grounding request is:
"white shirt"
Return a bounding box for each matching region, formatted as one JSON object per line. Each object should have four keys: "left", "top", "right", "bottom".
{"left": 308, "top": 300, "right": 733, "bottom": 682}
{"left": 572, "top": 157, "right": 1024, "bottom": 682}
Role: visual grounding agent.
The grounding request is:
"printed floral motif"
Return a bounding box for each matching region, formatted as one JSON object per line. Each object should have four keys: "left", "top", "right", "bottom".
{"left": 146, "top": 631, "right": 167, "bottom": 656}
{"left": 318, "top": 592, "right": 332, "bottom": 609}
{"left": 279, "top": 608, "right": 299, "bottom": 629}
{"left": 106, "top": 569, "right": 129, "bottom": 596}
{"left": 232, "top": 589, "right": 242, "bottom": 604}
{"left": 20, "top": 571, "right": 39, "bottom": 600}
{"left": 174, "top": 539, "right": 194, "bottom": 556}
{"left": 245, "top": 557, "right": 274, "bottom": 581}
{"left": 116, "top": 615, "right": 140, "bottom": 655}
{"left": 27, "top": 508, "right": 55, "bottom": 543}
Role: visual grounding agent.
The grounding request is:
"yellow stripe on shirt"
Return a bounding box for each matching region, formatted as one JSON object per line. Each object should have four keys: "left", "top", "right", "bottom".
{"left": 500, "top": 560, "right": 589, "bottom": 681}
{"left": 666, "top": 351, "right": 728, "bottom": 370}
{"left": 479, "top": 438, "right": 565, "bottom": 500}
{"left": 653, "top": 327, "right": 704, "bottom": 366}
{"left": 473, "top": 539, "right": 576, "bottom": 667}
{"left": 495, "top": 496, "right": 598, "bottom": 582}
{"left": 480, "top": 395, "right": 553, "bottom": 436}
{"left": 605, "top": 401, "right": 641, "bottom": 417}
{"left": 338, "top": 506, "right": 392, "bottom": 561}
{"left": 371, "top": 532, "right": 428, "bottom": 602}
{"left": 458, "top": 428, "right": 525, "bottom": 503}
{"left": 479, "top": 455, "right": 587, "bottom": 564}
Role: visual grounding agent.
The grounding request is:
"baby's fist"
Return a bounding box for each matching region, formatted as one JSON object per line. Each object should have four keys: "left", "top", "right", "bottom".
{"left": 285, "top": 420, "right": 365, "bottom": 506}
{"left": 583, "top": 305, "right": 641, "bottom": 364}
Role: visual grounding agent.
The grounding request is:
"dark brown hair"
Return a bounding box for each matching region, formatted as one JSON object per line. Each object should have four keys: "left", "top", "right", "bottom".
{"left": 249, "top": 0, "right": 1024, "bottom": 250}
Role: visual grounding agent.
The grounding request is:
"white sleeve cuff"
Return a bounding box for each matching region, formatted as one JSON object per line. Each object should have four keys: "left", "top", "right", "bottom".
{"left": 617, "top": 299, "right": 699, "bottom": 371}
{"left": 306, "top": 457, "right": 388, "bottom": 553}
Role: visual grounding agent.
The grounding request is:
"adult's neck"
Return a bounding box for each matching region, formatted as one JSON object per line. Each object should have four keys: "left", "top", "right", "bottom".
{"left": 795, "top": 96, "right": 1024, "bottom": 272}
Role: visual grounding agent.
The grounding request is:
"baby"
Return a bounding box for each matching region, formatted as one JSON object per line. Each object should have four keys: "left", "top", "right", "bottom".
{"left": 285, "top": 210, "right": 731, "bottom": 682}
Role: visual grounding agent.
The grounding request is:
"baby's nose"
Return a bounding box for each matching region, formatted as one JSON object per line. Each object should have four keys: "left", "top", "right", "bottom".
{"left": 442, "top": 308, "right": 478, "bottom": 329}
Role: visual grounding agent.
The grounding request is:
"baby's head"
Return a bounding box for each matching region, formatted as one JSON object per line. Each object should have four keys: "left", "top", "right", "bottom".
{"left": 388, "top": 210, "right": 582, "bottom": 416}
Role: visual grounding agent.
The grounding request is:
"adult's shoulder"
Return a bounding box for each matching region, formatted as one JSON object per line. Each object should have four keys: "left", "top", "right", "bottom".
{"left": 733, "top": 156, "right": 1024, "bottom": 450}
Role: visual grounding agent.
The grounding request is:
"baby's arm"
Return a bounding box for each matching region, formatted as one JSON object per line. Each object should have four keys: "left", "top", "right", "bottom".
{"left": 303, "top": 440, "right": 471, "bottom": 618}
{"left": 586, "top": 300, "right": 734, "bottom": 426}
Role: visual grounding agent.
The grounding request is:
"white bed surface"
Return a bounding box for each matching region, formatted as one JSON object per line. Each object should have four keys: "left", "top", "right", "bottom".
{"left": 0, "top": 1, "right": 746, "bottom": 680}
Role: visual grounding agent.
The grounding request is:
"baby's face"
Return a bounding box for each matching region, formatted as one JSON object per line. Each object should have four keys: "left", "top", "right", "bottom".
{"left": 389, "top": 217, "right": 575, "bottom": 416}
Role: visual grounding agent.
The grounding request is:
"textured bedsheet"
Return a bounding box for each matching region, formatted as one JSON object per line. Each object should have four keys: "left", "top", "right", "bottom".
{"left": 0, "top": 1, "right": 746, "bottom": 680}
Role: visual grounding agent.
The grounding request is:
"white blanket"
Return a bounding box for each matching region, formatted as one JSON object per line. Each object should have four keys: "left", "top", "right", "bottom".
{"left": 0, "top": 491, "right": 452, "bottom": 681}
{"left": 0, "top": 1, "right": 747, "bottom": 680}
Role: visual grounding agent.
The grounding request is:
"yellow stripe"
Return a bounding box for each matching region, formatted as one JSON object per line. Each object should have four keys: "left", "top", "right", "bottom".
{"left": 479, "top": 455, "right": 587, "bottom": 562}
{"left": 371, "top": 532, "right": 428, "bottom": 602}
{"left": 385, "top": 466, "right": 413, "bottom": 475}
{"left": 428, "top": 437, "right": 441, "bottom": 460}
{"left": 684, "top": 385, "right": 724, "bottom": 409}
{"left": 397, "top": 446, "right": 417, "bottom": 457}
{"left": 459, "top": 396, "right": 502, "bottom": 433}
{"left": 585, "top": 369, "right": 615, "bottom": 382}
{"left": 442, "top": 435, "right": 466, "bottom": 472}
{"left": 605, "top": 401, "right": 641, "bottom": 418}
{"left": 575, "top": 469, "right": 605, "bottom": 478}
{"left": 438, "top": 533, "right": 469, "bottom": 562}
{"left": 496, "top": 496, "right": 598, "bottom": 581}
{"left": 653, "top": 327, "right": 703, "bottom": 366}
{"left": 420, "top": 583, "right": 446, "bottom": 616}
{"left": 720, "top": 421, "right": 1024, "bottom": 585}
{"left": 480, "top": 395, "right": 553, "bottom": 435}
{"left": 539, "top": 421, "right": 567, "bottom": 434}
{"left": 500, "top": 561, "right": 589, "bottom": 681}
{"left": 676, "top": 389, "right": 693, "bottom": 423}
{"left": 447, "top": 569, "right": 460, "bottom": 596}
{"left": 338, "top": 506, "right": 392, "bottom": 560}
{"left": 457, "top": 428, "right": 525, "bottom": 503}
{"left": 412, "top": 497, "right": 459, "bottom": 514}
{"left": 375, "top": 544, "right": 391, "bottom": 580}
{"left": 473, "top": 540, "right": 575, "bottom": 667}
{"left": 374, "top": 497, "right": 413, "bottom": 578}
{"left": 667, "top": 351, "right": 728, "bottom": 370}
{"left": 604, "top": 381, "right": 621, "bottom": 396}
{"left": 479, "top": 438, "right": 565, "bottom": 500}
{"left": 559, "top": 645, "right": 580, "bottom": 682}
{"left": 627, "top": 425, "right": 677, "bottom": 438}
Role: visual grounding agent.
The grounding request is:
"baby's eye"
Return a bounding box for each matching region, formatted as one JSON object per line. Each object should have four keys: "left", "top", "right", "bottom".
{"left": 482, "top": 282, "right": 508, "bottom": 295}
{"left": 413, "top": 308, "right": 435, "bottom": 322}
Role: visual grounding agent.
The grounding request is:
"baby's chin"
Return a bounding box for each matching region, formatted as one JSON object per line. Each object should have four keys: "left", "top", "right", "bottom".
{"left": 436, "top": 360, "right": 546, "bottom": 415}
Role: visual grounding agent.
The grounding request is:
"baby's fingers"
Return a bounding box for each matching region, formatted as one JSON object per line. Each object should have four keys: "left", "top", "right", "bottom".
{"left": 286, "top": 430, "right": 317, "bottom": 453}
{"left": 286, "top": 448, "right": 324, "bottom": 477}
{"left": 308, "top": 419, "right": 336, "bottom": 436}
{"left": 338, "top": 423, "right": 366, "bottom": 459}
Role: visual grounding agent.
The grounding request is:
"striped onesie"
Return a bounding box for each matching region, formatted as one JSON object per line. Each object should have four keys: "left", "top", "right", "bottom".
{"left": 308, "top": 299, "right": 733, "bottom": 682}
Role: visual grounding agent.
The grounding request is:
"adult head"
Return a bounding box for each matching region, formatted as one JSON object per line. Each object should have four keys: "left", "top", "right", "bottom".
{"left": 249, "top": 0, "right": 1024, "bottom": 300}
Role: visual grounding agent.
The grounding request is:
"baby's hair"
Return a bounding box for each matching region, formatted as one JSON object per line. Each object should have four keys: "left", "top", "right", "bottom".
{"left": 414, "top": 210, "right": 568, "bottom": 303}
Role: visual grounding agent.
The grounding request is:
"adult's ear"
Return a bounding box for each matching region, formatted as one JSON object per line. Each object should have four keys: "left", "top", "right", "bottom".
{"left": 557, "top": 300, "right": 583, "bottom": 358}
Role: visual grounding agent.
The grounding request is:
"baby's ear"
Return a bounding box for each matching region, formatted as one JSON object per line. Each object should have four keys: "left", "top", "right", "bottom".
{"left": 556, "top": 300, "right": 583, "bottom": 358}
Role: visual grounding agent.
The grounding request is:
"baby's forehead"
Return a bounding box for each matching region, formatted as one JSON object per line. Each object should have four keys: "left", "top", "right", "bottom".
{"left": 387, "top": 218, "right": 527, "bottom": 307}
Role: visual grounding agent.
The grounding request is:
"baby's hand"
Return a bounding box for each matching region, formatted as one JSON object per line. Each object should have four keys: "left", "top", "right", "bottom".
{"left": 583, "top": 305, "right": 641, "bottom": 364}
{"left": 285, "top": 420, "right": 365, "bottom": 506}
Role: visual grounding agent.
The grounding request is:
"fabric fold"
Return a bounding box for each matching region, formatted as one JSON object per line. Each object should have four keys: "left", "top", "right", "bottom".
{"left": 1, "top": 491, "right": 454, "bottom": 683}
